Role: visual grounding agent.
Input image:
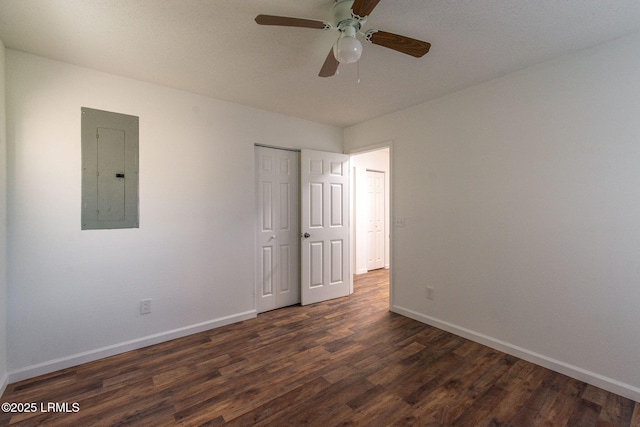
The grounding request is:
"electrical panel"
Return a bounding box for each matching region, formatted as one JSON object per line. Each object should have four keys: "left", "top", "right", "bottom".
{"left": 81, "top": 107, "right": 139, "bottom": 230}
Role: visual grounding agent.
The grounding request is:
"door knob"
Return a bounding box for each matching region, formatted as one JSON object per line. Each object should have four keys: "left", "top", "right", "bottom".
{"left": 303, "top": 232, "right": 311, "bottom": 238}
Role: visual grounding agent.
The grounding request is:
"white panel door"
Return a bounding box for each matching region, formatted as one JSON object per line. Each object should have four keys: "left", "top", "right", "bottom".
{"left": 255, "top": 146, "right": 300, "bottom": 313}
{"left": 366, "top": 170, "right": 385, "bottom": 270}
{"left": 301, "top": 149, "right": 351, "bottom": 305}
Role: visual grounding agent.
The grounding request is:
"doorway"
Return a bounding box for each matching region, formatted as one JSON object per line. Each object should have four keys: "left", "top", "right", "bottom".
{"left": 351, "top": 148, "right": 390, "bottom": 276}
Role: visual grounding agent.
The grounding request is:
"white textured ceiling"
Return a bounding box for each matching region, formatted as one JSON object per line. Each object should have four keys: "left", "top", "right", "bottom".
{"left": 2, "top": 0, "right": 640, "bottom": 128}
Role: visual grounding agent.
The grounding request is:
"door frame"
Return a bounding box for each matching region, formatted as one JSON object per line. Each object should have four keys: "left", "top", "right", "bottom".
{"left": 347, "top": 141, "right": 394, "bottom": 311}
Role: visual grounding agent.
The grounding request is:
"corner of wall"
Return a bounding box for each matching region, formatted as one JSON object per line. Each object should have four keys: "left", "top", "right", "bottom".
{"left": 0, "top": 39, "right": 8, "bottom": 397}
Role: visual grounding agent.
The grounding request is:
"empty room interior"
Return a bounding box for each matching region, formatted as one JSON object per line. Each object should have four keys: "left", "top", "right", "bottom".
{"left": 0, "top": 0, "right": 639, "bottom": 425}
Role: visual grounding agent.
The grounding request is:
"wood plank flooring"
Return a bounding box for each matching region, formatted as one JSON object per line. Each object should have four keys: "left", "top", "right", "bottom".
{"left": 1, "top": 269, "right": 639, "bottom": 426}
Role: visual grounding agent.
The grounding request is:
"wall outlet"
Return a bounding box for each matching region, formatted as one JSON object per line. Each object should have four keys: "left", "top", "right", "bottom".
{"left": 426, "top": 286, "right": 434, "bottom": 300}
{"left": 394, "top": 216, "right": 406, "bottom": 227}
{"left": 140, "top": 299, "right": 152, "bottom": 315}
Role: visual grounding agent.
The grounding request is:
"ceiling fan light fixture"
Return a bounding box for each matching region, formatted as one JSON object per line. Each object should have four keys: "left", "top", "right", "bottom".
{"left": 333, "top": 24, "right": 363, "bottom": 64}
{"left": 334, "top": 35, "right": 363, "bottom": 63}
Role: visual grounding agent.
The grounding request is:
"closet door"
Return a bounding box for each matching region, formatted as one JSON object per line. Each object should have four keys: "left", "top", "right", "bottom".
{"left": 255, "top": 146, "right": 300, "bottom": 313}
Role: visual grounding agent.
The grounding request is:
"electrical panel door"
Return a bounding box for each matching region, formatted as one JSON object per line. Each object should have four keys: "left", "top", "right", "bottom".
{"left": 81, "top": 107, "right": 139, "bottom": 230}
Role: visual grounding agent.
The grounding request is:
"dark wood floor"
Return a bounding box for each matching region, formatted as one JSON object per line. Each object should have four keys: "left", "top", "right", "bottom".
{"left": 1, "top": 269, "right": 639, "bottom": 426}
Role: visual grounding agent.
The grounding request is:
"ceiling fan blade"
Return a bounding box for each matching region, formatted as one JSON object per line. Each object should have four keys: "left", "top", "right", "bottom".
{"left": 366, "top": 30, "right": 431, "bottom": 58}
{"left": 351, "top": 0, "right": 383, "bottom": 18}
{"left": 255, "top": 14, "right": 329, "bottom": 29}
{"left": 319, "top": 48, "right": 339, "bottom": 77}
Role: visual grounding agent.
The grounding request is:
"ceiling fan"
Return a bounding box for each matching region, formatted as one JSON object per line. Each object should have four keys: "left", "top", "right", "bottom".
{"left": 255, "top": 0, "right": 431, "bottom": 77}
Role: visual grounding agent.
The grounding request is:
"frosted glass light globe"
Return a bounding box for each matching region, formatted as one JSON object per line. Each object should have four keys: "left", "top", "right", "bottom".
{"left": 334, "top": 36, "right": 363, "bottom": 64}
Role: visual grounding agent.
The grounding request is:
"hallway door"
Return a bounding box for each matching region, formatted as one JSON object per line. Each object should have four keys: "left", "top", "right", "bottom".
{"left": 366, "top": 170, "right": 385, "bottom": 270}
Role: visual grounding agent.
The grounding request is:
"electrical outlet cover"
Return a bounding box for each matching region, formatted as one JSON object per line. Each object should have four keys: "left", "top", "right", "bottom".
{"left": 140, "top": 299, "right": 151, "bottom": 314}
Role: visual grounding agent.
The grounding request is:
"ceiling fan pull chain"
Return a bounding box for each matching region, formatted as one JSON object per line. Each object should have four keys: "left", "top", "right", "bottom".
{"left": 357, "top": 60, "right": 361, "bottom": 84}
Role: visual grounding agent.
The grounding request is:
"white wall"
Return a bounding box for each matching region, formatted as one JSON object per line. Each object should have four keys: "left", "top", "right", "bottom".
{"left": 0, "top": 40, "right": 8, "bottom": 394}
{"left": 351, "top": 148, "right": 390, "bottom": 274}
{"left": 344, "top": 32, "right": 640, "bottom": 401}
{"left": 5, "top": 50, "right": 342, "bottom": 381}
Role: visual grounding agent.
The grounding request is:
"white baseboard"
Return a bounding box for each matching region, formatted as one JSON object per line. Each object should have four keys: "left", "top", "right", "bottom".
{"left": 0, "top": 371, "right": 8, "bottom": 396}
{"left": 392, "top": 304, "right": 640, "bottom": 403}
{"left": 356, "top": 267, "right": 390, "bottom": 275}
{"left": 6, "top": 310, "right": 256, "bottom": 385}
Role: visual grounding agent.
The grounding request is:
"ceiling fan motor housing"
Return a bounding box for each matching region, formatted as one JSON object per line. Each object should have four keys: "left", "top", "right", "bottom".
{"left": 334, "top": 0, "right": 365, "bottom": 32}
